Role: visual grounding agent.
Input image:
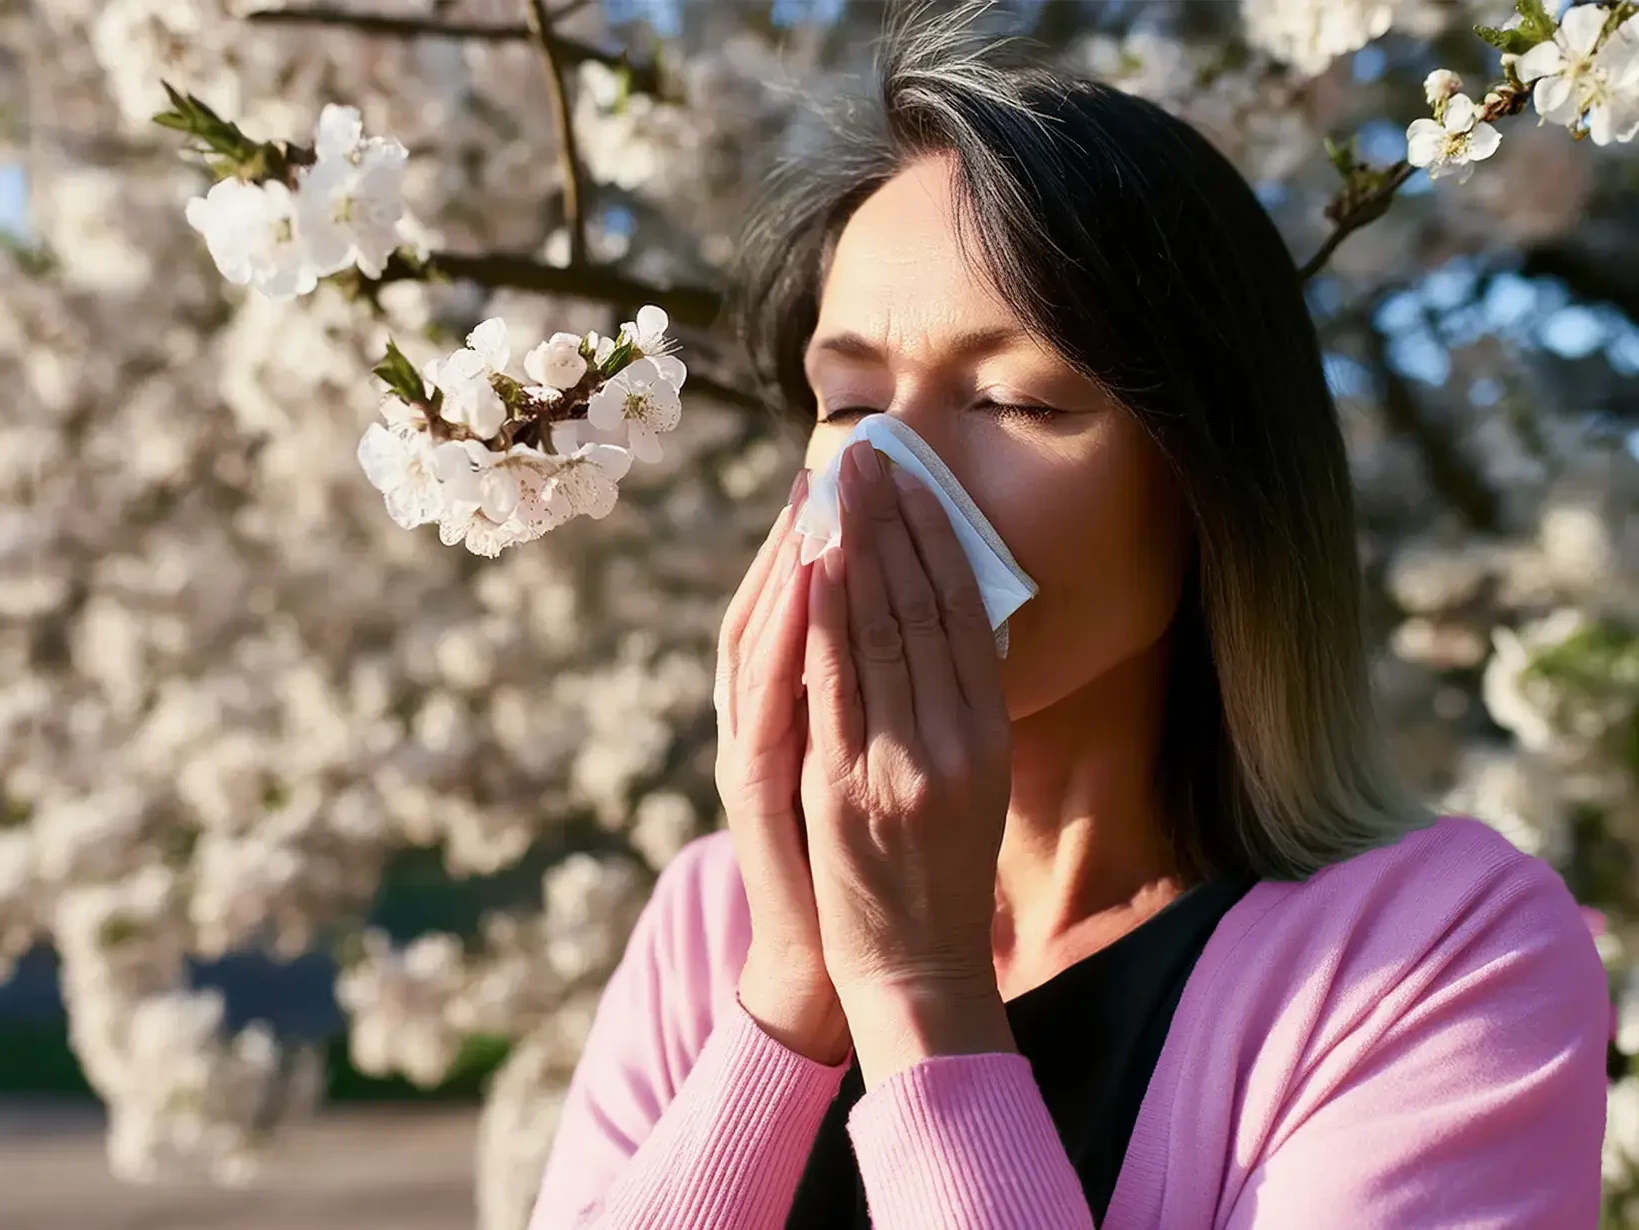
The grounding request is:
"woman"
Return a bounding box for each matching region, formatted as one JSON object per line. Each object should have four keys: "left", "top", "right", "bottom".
{"left": 530, "top": 15, "right": 1607, "bottom": 1229}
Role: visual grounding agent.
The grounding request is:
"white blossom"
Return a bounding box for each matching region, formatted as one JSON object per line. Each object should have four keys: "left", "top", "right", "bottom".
{"left": 586, "top": 357, "right": 684, "bottom": 463}
{"left": 296, "top": 105, "right": 409, "bottom": 279}
{"left": 1517, "top": 6, "right": 1639, "bottom": 146}
{"left": 619, "top": 304, "right": 674, "bottom": 357}
{"left": 1440, "top": 743, "right": 1569, "bottom": 864}
{"left": 435, "top": 440, "right": 574, "bottom": 557}
{"left": 337, "top": 930, "right": 467, "bottom": 1088}
{"left": 184, "top": 178, "right": 317, "bottom": 300}
{"left": 426, "top": 318, "right": 511, "bottom": 439}
{"left": 523, "top": 332, "right": 589, "bottom": 393}
{"left": 1241, "top": 0, "right": 1394, "bottom": 77}
{"left": 549, "top": 438, "right": 634, "bottom": 520}
{"left": 1423, "top": 68, "right": 1462, "bottom": 108}
{"left": 356, "top": 403, "right": 447, "bottom": 529}
{"left": 1406, "top": 93, "right": 1502, "bottom": 183}
{"left": 1608, "top": 1077, "right": 1639, "bottom": 1187}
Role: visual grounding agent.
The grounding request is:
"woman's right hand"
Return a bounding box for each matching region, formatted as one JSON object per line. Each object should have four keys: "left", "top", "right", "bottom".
{"left": 714, "top": 470, "right": 850, "bottom": 1066}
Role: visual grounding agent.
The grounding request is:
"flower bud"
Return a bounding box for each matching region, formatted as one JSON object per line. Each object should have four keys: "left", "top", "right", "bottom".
{"left": 1424, "top": 69, "right": 1462, "bottom": 109}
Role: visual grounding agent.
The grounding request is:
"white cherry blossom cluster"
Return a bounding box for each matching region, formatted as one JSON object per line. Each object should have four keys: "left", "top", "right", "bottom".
{"left": 1408, "top": 5, "right": 1639, "bottom": 183}
{"left": 357, "top": 307, "right": 688, "bottom": 557}
{"left": 335, "top": 854, "right": 645, "bottom": 1090}
{"left": 185, "top": 104, "right": 408, "bottom": 299}
{"left": 1241, "top": 0, "right": 1395, "bottom": 78}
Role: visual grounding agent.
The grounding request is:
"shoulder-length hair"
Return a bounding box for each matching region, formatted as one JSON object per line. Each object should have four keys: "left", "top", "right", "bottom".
{"left": 730, "top": 6, "right": 1430, "bottom": 881}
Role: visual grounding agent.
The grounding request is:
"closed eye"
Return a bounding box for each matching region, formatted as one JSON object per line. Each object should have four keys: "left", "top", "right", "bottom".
{"left": 979, "top": 398, "right": 1059, "bottom": 424}
{"left": 819, "top": 401, "right": 1060, "bottom": 427}
{"left": 816, "top": 406, "right": 875, "bottom": 426}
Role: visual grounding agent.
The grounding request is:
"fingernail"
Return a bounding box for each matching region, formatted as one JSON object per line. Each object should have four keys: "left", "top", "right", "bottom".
{"left": 849, "top": 440, "right": 881, "bottom": 482}
{"left": 788, "top": 468, "right": 809, "bottom": 506}
{"left": 822, "top": 546, "right": 844, "bottom": 582}
{"left": 891, "top": 464, "right": 920, "bottom": 493}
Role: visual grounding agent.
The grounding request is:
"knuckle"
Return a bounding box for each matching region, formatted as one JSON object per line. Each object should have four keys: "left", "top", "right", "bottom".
{"left": 855, "top": 616, "right": 905, "bottom": 663}
{"left": 902, "top": 485, "right": 947, "bottom": 526}
{"left": 941, "top": 580, "right": 989, "bottom": 623}
{"left": 896, "top": 590, "right": 942, "bottom": 637}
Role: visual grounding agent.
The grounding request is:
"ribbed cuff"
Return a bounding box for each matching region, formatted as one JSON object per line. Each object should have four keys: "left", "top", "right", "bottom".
{"left": 847, "top": 1053, "right": 1094, "bottom": 1230}
{"left": 596, "top": 998, "right": 850, "bottom": 1229}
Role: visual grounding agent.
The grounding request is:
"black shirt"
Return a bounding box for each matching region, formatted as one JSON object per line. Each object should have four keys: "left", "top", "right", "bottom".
{"left": 785, "top": 874, "right": 1256, "bottom": 1228}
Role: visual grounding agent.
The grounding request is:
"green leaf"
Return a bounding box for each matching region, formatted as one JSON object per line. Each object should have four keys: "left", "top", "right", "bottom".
{"left": 151, "top": 111, "right": 194, "bottom": 133}
{"left": 600, "top": 338, "right": 637, "bottom": 377}
{"left": 1323, "top": 135, "right": 1360, "bottom": 177}
{"left": 1473, "top": 23, "right": 1535, "bottom": 54}
{"left": 1514, "top": 0, "right": 1557, "bottom": 42}
{"left": 373, "top": 339, "right": 428, "bottom": 405}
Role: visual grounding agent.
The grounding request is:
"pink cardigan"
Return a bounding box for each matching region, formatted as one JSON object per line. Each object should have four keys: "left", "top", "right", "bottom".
{"left": 530, "top": 816, "right": 1607, "bottom": 1228}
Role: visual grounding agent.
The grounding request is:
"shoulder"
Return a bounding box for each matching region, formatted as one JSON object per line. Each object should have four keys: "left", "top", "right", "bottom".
{"left": 1101, "top": 819, "right": 1609, "bottom": 1223}
{"left": 1272, "top": 813, "right": 1596, "bottom": 967}
{"left": 1186, "top": 814, "right": 1606, "bottom": 1101}
{"left": 1218, "top": 815, "right": 1604, "bottom": 1022}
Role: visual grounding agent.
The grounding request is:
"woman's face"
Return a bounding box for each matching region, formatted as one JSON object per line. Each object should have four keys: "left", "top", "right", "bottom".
{"left": 803, "top": 155, "right": 1191, "bottom": 721}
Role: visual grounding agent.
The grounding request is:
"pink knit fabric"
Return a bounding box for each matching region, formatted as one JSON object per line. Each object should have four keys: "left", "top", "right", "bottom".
{"left": 530, "top": 816, "right": 1608, "bottom": 1229}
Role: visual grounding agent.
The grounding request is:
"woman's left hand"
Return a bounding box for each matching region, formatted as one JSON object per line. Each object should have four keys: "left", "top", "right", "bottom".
{"left": 800, "top": 440, "right": 1017, "bottom": 1088}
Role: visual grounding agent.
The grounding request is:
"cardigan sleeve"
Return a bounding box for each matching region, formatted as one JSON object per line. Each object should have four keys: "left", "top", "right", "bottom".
{"left": 1218, "top": 859, "right": 1608, "bottom": 1229}
{"left": 847, "top": 1054, "right": 1096, "bottom": 1230}
{"left": 529, "top": 837, "right": 849, "bottom": 1229}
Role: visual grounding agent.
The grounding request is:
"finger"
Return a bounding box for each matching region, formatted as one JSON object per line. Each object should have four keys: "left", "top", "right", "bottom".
{"left": 863, "top": 460, "right": 964, "bottom": 741}
{"left": 716, "top": 471, "right": 807, "bottom": 728}
{"left": 804, "top": 545, "right": 864, "bottom": 766}
{"left": 893, "top": 468, "right": 1005, "bottom": 716}
{"left": 742, "top": 474, "right": 811, "bottom": 662}
{"left": 837, "top": 441, "right": 916, "bottom": 739}
{"left": 741, "top": 550, "right": 813, "bottom": 738}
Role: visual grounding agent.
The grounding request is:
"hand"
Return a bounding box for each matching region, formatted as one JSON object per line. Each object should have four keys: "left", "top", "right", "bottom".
{"left": 715, "top": 470, "right": 850, "bottom": 1066}
{"left": 800, "top": 441, "right": 1016, "bottom": 1086}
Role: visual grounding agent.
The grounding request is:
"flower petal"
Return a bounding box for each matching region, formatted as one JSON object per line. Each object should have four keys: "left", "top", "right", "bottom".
{"left": 587, "top": 381, "right": 627, "bottom": 432}
{"left": 357, "top": 423, "right": 407, "bottom": 492}
{"left": 1515, "top": 40, "right": 1565, "bottom": 84}
{"left": 1561, "top": 4, "right": 1608, "bottom": 57}
{"left": 384, "top": 478, "right": 444, "bottom": 529}
{"left": 1443, "top": 93, "right": 1477, "bottom": 134}
{"left": 478, "top": 468, "right": 522, "bottom": 523}
{"left": 583, "top": 443, "right": 632, "bottom": 482}
{"left": 550, "top": 421, "right": 588, "bottom": 455}
{"left": 1536, "top": 75, "right": 1581, "bottom": 125}
{"left": 629, "top": 423, "right": 664, "bottom": 464}
{"left": 1467, "top": 121, "right": 1502, "bottom": 161}
{"left": 624, "top": 357, "right": 661, "bottom": 386}
{"left": 1405, "top": 118, "right": 1445, "bottom": 167}
{"left": 314, "top": 104, "right": 364, "bottom": 161}
{"left": 468, "top": 387, "right": 508, "bottom": 440}
{"left": 466, "top": 318, "right": 510, "bottom": 372}
{"left": 650, "top": 354, "right": 687, "bottom": 389}
{"left": 635, "top": 304, "right": 668, "bottom": 348}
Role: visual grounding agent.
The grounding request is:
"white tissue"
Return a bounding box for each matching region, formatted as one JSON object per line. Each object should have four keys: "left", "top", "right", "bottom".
{"left": 794, "top": 415, "right": 1038, "bottom": 656}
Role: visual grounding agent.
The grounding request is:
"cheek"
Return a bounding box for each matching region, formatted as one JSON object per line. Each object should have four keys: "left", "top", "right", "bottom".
{"left": 987, "top": 425, "right": 1189, "bottom": 705}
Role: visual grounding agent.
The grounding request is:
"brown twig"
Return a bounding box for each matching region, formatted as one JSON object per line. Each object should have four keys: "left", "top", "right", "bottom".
{"left": 371, "top": 250, "right": 724, "bottom": 330}
{"left": 241, "top": 6, "right": 662, "bottom": 95}
{"left": 524, "top": 0, "right": 587, "bottom": 267}
{"left": 1301, "top": 77, "right": 1534, "bottom": 283}
{"left": 1299, "top": 160, "right": 1416, "bottom": 282}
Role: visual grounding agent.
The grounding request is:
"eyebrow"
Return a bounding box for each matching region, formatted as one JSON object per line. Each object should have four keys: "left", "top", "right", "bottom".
{"left": 805, "top": 325, "right": 1030, "bottom": 367}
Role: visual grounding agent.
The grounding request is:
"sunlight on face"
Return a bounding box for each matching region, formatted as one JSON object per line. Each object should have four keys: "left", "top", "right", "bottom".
{"left": 804, "top": 154, "right": 1191, "bottom": 721}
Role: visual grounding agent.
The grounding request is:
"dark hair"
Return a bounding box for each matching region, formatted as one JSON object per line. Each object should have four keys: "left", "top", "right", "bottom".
{"left": 731, "top": 6, "right": 1427, "bottom": 880}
